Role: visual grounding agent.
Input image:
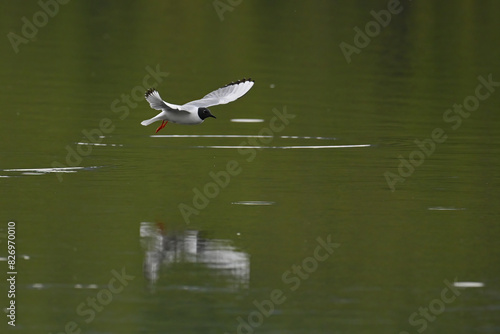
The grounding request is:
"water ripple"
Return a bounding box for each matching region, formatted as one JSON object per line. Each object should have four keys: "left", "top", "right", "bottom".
{"left": 192, "top": 144, "right": 370, "bottom": 149}
{"left": 232, "top": 201, "right": 276, "bottom": 206}
{"left": 1, "top": 166, "right": 102, "bottom": 177}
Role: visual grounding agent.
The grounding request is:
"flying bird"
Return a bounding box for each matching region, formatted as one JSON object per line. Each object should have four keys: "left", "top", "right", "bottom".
{"left": 142, "top": 78, "right": 255, "bottom": 133}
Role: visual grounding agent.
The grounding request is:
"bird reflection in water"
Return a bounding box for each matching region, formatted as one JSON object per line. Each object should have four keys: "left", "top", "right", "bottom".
{"left": 140, "top": 222, "right": 250, "bottom": 291}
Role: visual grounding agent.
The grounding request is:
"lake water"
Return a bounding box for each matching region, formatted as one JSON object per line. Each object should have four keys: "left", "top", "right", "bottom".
{"left": 1, "top": 1, "right": 500, "bottom": 333}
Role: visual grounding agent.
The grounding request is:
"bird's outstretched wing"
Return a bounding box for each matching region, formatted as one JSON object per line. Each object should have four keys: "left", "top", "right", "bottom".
{"left": 182, "top": 78, "right": 254, "bottom": 108}
{"left": 145, "top": 88, "right": 180, "bottom": 111}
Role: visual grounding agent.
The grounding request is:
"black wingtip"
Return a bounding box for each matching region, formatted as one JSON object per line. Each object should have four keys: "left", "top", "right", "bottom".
{"left": 145, "top": 88, "right": 156, "bottom": 98}
{"left": 223, "top": 78, "right": 254, "bottom": 87}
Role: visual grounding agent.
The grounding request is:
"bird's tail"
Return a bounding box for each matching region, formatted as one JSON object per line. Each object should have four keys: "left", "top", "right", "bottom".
{"left": 141, "top": 117, "right": 160, "bottom": 126}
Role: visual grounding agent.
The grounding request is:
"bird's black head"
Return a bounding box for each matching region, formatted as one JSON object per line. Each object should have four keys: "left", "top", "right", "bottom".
{"left": 198, "top": 108, "right": 216, "bottom": 120}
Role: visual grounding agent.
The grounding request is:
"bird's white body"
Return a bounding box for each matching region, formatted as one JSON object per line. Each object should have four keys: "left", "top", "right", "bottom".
{"left": 141, "top": 107, "right": 203, "bottom": 125}
{"left": 142, "top": 78, "right": 254, "bottom": 131}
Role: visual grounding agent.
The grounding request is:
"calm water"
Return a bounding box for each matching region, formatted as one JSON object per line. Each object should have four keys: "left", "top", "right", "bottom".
{"left": 1, "top": 1, "right": 500, "bottom": 333}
